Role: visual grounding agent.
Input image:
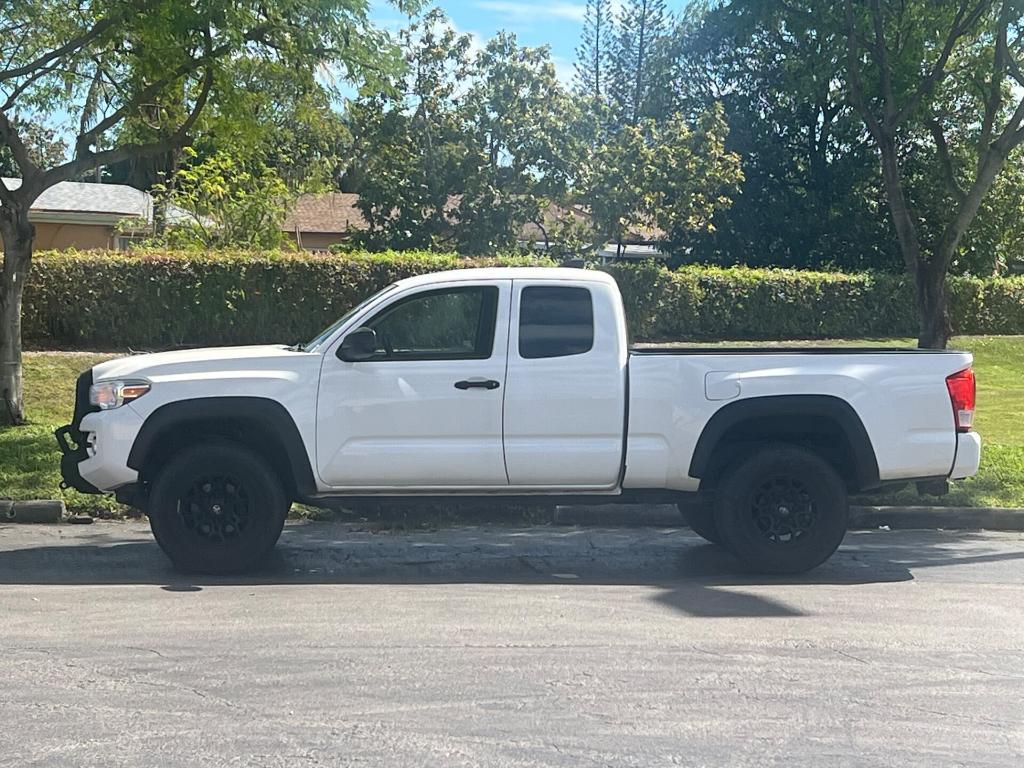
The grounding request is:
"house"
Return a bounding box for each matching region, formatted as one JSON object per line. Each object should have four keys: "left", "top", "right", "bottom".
{"left": 282, "top": 191, "right": 367, "bottom": 251}
{"left": 518, "top": 201, "right": 667, "bottom": 263}
{"left": 1, "top": 178, "right": 152, "bottom": 250}
{"left": 1, "top": 178, "right": 668, "bottom": 262}
{"left": 283, "top": 192, "right": 668, "bottom": 261}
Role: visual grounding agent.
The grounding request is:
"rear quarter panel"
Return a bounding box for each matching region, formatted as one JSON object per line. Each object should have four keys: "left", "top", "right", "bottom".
{"left": 624, "top": 351, "right": 973, "bottom": 491}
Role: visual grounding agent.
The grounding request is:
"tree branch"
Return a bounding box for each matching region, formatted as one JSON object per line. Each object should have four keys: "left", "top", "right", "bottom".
{"left": 0, "top": 108, "right": 39, "bottom": 178}
{"left": 0, "top": 176, "right": 15, "bottom": 208}
{"left": 44, "top": 63, "right": 214, "bottom": 188}
{"left": 869, "top": 0, "right": 898, "bottom": 125}
{"left": 843, "top": 0, "right": 884, "bottom": 141}
{"left": 994, "top": 92, "right": 1024, "bottom": 151}
{"left": 892, "top": 0, "right": 993, "bottom": 126}
{"left": 71, "top": 23, "right": 272, "bottom": 159}
{"left": 0, "top": 60, "right": 62, "bottom": 110}
{"left": 978, "top": 11, "right": 1008, "bottom": 152}
{"left": 927, "top": 117, "right": 966, "bottom": 201}
{"left": 0, "top": 13, "right": 120, "bottom": 83}
{"left": 1007, "top": 51, "right": 1024, "bottom": 87}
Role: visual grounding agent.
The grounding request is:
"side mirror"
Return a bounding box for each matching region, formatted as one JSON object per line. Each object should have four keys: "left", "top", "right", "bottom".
{"left": 336, "top": 327, "right": 378, "bottom": 362}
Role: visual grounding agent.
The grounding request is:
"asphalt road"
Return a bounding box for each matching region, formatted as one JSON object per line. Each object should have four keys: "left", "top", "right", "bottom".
{"left": 1, "top": 519, "right": 1022, "bottom": 767}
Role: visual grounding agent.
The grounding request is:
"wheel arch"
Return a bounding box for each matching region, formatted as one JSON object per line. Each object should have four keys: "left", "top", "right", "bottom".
{"left": 127, "top": 397, "right": 317, "bottom": 498}
{"left": 688, "top": 395, "right": 880, "bottom": 492}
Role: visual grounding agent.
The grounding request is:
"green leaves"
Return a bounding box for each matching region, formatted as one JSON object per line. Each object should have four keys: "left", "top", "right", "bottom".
{"left": 146, "top": 150, "right": 294, "bottom": 250}
{"left": 577, "top": 104, "right": 742, "bottom": 249}
{"left": 350, "top": 11, "right": 580, "bottom": 254}
{"left": 1, "top": 0, "right": 401, "bottom": 186}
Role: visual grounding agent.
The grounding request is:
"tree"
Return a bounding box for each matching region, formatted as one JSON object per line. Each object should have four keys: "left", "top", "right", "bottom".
{"left": 352, "top": 14, "right": 578, "bottom": 253}
{"left": 842, "top": 0, "right": 1024, "bottom": 347}
{"left": 0, "top": 0, "right": 399, "bottom": 424}
{"left": 194, "top": 58, "right": 354, "bottom": 194}
{"left": 457, "top": 33, "right": 578, "bottom": 253}
{"left": 350, "top": 10, "right": 474, "bottom": 250}
{"left": 104, "top": 58, "right": 353, "bottom": 194}
{"left": 146, "top": 148, "right": 294, "bottom": 250}
{"left": 575, "top": 0, "right": 615, "bottom": 101}
{"left": 672, "top": 2, "right": 901, "bottom": 272}
{"left": 609, "top": 0, "right": 670, "bottom": 125}
{"left": 579, "top": 105, "right": 742, "bottom": 251}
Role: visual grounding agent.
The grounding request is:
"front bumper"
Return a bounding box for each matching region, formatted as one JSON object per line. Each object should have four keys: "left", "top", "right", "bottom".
{"left": 55, "top": 369, "right": 141, "bottom": 494}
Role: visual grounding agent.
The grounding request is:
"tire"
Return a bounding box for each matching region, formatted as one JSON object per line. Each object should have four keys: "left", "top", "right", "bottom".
{"left": 148, "top": 441, "right": 289, "bottom": 574}
{"left": 679, "top": 499, "right": 723, "bottom": 545}
{"left": 714, "top": 444, "right": 848, "bottom": 574}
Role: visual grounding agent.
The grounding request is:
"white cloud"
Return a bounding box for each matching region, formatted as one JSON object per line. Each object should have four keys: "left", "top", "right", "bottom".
{"left": 476, "top": 1, "right": 588, "bottom": 24}
{"left": 447, "top": 19, "right": 486, "bottom": 58}
{"left": 551, "top": 55, "right": 576, "bottom": 86}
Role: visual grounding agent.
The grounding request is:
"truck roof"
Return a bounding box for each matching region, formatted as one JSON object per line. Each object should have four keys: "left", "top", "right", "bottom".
{"left": 393, "top": 266, "right": 618, "bottom": 289}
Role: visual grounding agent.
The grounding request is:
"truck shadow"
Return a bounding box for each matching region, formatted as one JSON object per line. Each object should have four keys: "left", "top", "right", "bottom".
{"left": 1, "top": 524, "right": 1020, "bottom": 618}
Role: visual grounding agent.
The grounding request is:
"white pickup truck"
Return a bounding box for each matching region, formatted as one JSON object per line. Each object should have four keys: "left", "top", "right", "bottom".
{"left": 57, "top": 267, "right": 980, "bottom": 574}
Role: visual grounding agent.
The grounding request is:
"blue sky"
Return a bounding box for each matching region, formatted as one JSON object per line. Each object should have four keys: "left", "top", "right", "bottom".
{"left": 369, "top": 0, "right": 593, "bottom": 84}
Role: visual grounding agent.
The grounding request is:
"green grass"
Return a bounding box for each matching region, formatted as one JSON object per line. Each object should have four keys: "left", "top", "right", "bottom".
{"left": 2, "top": 338, "right": 1022, "bottom": 515}
{"left": 0, "top": 353, "right": 122, "bottom": 516}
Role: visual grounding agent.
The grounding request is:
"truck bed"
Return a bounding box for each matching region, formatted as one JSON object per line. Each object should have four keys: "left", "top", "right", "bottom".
{"left": 630, "top": 346, "right": 966, "bottom": 355}
{"left": 623, "top": 346, "right": 975, "bottom": 492}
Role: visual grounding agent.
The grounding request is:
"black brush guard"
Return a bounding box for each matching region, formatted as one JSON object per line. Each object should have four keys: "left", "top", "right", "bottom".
{"left": 54, "top": 369, "right": 102, "bottom": 494}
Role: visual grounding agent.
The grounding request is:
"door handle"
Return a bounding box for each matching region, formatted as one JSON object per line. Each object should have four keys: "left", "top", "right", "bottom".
{"left": 454, "top": 378, "right": 501, "bottom": 390}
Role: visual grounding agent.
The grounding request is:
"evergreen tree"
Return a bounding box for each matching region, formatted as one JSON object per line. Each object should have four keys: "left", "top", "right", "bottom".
{"left": 574, "top": 0, "right": 614, "bottom": 101}
{"left": 609, "top": 0, "right": 669, "bottom": 125}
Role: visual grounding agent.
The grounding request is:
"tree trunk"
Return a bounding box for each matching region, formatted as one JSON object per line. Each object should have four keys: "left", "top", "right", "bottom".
{"left": 915, "top": 259, "right": 951, "bottom": 349}
{"left": 0, "top": 202, "right": 33, "bottom": 426}
{"left": 873, "top": 138, "right": 953, "bottom": 349}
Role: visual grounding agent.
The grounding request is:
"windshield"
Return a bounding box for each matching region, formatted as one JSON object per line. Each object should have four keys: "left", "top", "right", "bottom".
{"left": 303, "top": 284, "right": 398, "bottom": 351}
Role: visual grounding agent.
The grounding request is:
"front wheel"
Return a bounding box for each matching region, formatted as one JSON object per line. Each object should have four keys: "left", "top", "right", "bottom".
{"left": 678, "top": 499, "right": 723, "bottom": 545}
{"left": 714, "top": 444, "right": 848, "bottom": 574}
{"left": 148, "top": 442, "right": 289, "bottom": 574}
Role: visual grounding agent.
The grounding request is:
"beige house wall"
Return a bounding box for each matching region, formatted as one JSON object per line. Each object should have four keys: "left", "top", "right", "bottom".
{"left": 33, "top": 221, "right": 114, "bottom": 250}
{"left": 286, "top": 231, "right": 349, "bottom": 251}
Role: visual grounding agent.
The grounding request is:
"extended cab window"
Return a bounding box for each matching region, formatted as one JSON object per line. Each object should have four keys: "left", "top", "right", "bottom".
{"left": 518, "top": 286, "right": 594, "bottom": 359}
{"left": 366, "top": 286, "right": 499, "bottom": 361}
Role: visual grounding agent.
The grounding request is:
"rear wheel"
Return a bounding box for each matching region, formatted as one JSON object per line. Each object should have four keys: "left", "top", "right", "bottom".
{"left": 148, "top": 442, "right": 289, "bottom": 574}
{"left": 714, "top": 444, "right": 848, "bottom": 574}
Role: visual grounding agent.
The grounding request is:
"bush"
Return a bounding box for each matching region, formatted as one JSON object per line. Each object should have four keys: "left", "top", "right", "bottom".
{"left": 23, "top": 249, "right": 552, "bottom": 349}
{"left": 22, "top": 249, "right": 1024, "bottom": 349}
{"left": 600, "top": 264, "right": 923, "bottom": 340}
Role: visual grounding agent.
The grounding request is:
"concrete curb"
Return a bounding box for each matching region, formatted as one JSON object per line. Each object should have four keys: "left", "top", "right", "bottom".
{"left": 3, "top": 500, "right": 1023, "bottom": 531}
{"left": 1, "top": 500, "right": 66, "bottom": 524}
{"left": 849, "top": 505, "right": 1024, "bottom": 531}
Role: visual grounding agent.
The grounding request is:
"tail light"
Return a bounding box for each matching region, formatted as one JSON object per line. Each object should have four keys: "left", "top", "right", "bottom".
{"left": 946, "top": 368, "right": 975, "bottom": 433}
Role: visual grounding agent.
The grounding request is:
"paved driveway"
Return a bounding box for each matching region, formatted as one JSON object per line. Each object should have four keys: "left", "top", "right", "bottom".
{"left": 1, "top": 520, "right": 1022, "bottom": 767}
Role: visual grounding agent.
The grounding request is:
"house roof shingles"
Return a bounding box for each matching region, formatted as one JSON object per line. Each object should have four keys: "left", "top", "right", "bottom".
{"left": 284, "top": 193, "right": 664, "bottom": 244}
{"left": 2, "top": 177, "right": 151, "bottom": 219}
{"left": 283, "top": 191, "right": 368, "bottom": 235}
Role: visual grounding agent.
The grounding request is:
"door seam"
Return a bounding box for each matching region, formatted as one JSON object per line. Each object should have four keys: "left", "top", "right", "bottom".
{"left": 500, "top": 280, "right": 515, "bottom": 484}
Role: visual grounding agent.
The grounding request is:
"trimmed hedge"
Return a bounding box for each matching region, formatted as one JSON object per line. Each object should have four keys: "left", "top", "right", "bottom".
{"left": 24, "top": 250, "right": 551, "bottom": 349}
{"left": 22, "top": 249, "right": 1024, "bottom": 349}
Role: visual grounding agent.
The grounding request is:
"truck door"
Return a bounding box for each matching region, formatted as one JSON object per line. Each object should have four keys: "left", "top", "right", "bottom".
{"left": 502, "top": 279, "right": 628, "bottom": 488}
{"left": 317, "top": 280, "right": 511, "bottom": 488}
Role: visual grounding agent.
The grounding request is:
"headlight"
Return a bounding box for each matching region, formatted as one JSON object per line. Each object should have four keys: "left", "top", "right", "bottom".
{"left": 89, "top": 380, "right": 150, "bottom": 410}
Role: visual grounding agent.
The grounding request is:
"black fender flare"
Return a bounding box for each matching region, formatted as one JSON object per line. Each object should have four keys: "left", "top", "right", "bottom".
{"left": 127, "top": 397, "right": 318, "bottom": 497}
{"left": 688, "top": 394, "right": 880, "bottom": 491}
